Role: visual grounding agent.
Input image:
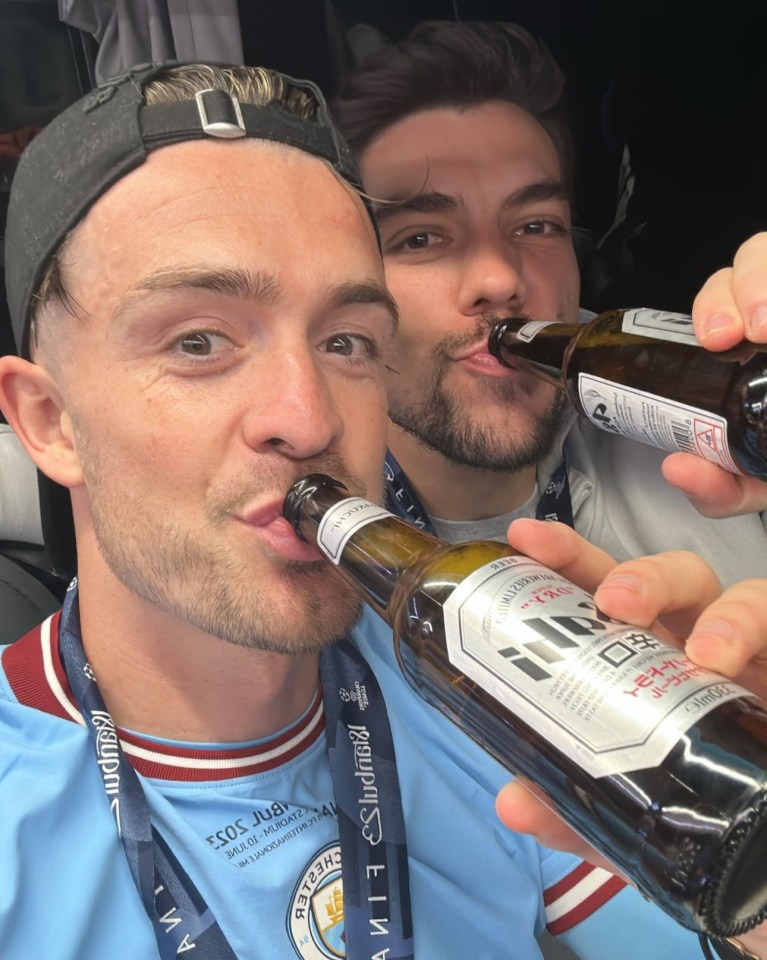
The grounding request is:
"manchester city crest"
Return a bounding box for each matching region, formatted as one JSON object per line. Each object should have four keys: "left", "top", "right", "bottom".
{"left": 288, "top": 843, "right": 345, "bottom": 958}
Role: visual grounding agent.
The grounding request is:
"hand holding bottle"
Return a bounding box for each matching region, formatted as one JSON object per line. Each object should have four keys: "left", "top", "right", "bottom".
{"left": 496, "top": 518, "right": 767, "bottom": 957}
{"left": 501, "top": 518, "right": 767, "bottom": 704}
{"left": 692, "top": 232, "right": 767, "bottom": 352}
{"left": 488, "top": 232, "right": 767, "bottom": 513}
{"left": 286, "top": 475, "right": 767, "bottom": 936}
{"left": 663, "top": 232, "right": 767, "bottom": 515}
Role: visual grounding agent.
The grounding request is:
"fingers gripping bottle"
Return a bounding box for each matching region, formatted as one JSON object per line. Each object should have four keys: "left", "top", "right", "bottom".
{"left": 283, "top": 473, "right": 767, "bottom": 937}
{"left": 487, "top": 309, "right": 767, "bottom": 479}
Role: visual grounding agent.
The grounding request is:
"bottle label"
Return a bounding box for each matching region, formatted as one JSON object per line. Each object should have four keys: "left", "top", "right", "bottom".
{"left": 577, "top": 373, "right": 742, "bottom": 472}
{"left": 620, "top": 308, "right": 700, "bottom": 345}
{"left": 316, "top": 497, "right": 390, "bottom": 564}
{"left": 443, "top": 555, "right": 750, "bottom": 776}
{"left": 513, "top": 320, "right": 557, "bottom": 342}
{"left": 515, "top": 310, "right": 699, "bottom": 346}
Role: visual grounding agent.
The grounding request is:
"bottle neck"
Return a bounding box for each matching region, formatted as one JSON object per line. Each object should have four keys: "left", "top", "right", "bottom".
{"left": 284, "top": 475, "right": 441, "bottom": 622}
{"left": 488, "top": 317, "right": 581, "bottom": 387}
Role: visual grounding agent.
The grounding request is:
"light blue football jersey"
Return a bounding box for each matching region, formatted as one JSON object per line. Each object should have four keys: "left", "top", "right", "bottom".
{"left": 0, "top": 608, "right": 704, "bottom": 960}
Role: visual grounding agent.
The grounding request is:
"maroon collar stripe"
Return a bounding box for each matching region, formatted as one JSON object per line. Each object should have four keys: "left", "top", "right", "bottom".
{"left": 2, "top": 615, "right": 325, "bottom": 781}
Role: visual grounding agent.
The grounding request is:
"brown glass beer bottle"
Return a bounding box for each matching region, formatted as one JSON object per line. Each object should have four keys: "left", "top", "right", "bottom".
{"left": 487, "top": 309, "right": 767, "bottom": 479}
{"left": 284, "top": 472, "right": 767, "bottom": 938}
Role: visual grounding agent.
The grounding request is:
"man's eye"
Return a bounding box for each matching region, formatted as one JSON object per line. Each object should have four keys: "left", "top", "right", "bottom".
{"left": 386, "top": 230, "right": 442, "bottom": 255}
{"left": 179, "top": 333, "right": 213, "bottom": 354}
{"left": 405, "top": 232, "right": 432, "bottom": 249}
{"left": 324, "top": 333, "right": 379, "bottom": 360}
{"left": 516, "top": 220, "right": 567, "bottom": 237}
{"left": 327, "top": 334, "right": 355, "bottom": 355}
{"left": 175, "top": 332, "right": 229, "bottom": 356}
{"left": 402, "top": 231, "right": 443, "bottom": 250}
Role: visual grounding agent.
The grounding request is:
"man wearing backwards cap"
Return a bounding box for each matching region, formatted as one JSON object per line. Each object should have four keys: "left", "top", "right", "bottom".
{"left": 0, "top": 61, "right": 765, "bottom": 960}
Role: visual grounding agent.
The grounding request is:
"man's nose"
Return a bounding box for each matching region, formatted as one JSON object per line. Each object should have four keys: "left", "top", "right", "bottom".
{"left": 241, "top": 349, "right": 344, "bottom": 459}
{"left": 458, "top": 240, "right": 526, "bottom": 316}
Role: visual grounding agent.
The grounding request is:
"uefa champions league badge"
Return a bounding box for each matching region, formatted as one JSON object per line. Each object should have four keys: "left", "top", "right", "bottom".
{"left": 339, "top": 681, "right": 369, "bottom": 710}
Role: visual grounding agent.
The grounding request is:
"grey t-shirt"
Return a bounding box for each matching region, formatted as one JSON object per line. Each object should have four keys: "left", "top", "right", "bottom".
{"left": 430, "top": 486, "right": 539, "bottom": 545}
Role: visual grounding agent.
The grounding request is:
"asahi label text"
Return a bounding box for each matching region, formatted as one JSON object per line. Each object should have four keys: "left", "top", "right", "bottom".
{"left": 443, "top": 555, "right": 750, "bottom": 776}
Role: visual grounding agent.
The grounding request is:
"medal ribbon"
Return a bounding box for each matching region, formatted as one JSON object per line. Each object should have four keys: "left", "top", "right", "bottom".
{"left": 58, "top": 581, "right": 413, "bottom": 959}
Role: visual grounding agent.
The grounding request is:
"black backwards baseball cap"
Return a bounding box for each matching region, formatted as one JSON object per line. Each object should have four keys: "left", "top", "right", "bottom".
{"left": 4, "top": 61, "right": 379, "bottom": 582}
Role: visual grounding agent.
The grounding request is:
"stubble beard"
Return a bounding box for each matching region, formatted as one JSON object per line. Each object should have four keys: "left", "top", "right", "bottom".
{"left": 101, "top": 527, "right": 364, "bottom": 656}
{"left": 389, "top": 348, "right": 567, "bottom": 472}
{"left": 76, "top": 431, "right": 365, "bottom": 655}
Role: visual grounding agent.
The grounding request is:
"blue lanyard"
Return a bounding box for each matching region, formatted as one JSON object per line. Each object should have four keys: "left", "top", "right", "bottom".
{"left": 58, "top": 582, "right": 414, "bottom": 960}
{"left": 321, "top": 638, "right": 414, "bottom": 958}
{"left": 384, "top": 448, "right": 575, "bottom": 533}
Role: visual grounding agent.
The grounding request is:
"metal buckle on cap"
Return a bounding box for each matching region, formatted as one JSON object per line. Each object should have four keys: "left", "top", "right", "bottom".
{"left": 194, "top": 88, "right": 246, "bottom": 139}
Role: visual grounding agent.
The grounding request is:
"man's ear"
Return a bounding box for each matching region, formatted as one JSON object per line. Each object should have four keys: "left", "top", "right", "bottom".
{"left": 0, "top": 354, "right": 83, "bottom": 489}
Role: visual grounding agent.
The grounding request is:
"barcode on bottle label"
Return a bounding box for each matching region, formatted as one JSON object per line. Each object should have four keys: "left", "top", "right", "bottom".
{"left": 577, "top": 373, "right": 742, "bottom": 472}
{"left": 621, "top": 309, "right": 701, "bottom": 345}
{"left": 316, "top": 497, "right": 390, "bottom": 564}
{"left": 443, "top": 555, "right": 750, "bottom": 777}
{"left": 670, "top": 420, "right": 697, "bottom": 453}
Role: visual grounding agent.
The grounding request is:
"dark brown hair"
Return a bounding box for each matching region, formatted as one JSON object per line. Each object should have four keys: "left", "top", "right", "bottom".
{"left": 333, "top": 20, "right": 574, "bottom": 188}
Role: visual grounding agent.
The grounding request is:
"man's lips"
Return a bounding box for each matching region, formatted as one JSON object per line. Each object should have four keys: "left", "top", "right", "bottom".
{"left": 454, "top": 346, "right": 520, "bottom": 377}
{"left": 236, "top": 500, "right": 325, "bottom": 562}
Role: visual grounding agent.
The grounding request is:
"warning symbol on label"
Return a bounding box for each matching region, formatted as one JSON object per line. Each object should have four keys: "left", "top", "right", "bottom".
{"left": 694, "top": 420, "right": 721, "bottom": 453}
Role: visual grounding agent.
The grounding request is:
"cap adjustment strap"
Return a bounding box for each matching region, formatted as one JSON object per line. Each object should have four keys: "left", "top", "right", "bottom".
{"left": 194, "top": 88, "right": 246, "bottom": 139}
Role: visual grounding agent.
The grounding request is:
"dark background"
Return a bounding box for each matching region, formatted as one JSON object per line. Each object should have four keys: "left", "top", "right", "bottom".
{"left": 2, "top": 0, "right": 767, "bottom": 359}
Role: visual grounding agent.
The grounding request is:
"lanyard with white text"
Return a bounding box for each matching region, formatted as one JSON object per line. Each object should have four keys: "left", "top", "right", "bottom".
{"left": 58, "top": 580, "right": 414, "bottom": 960}
{"left": 320, "top": 637, "right": 414, "bottom": 959}
{"left": 383, "top": 448, "right": 575, "bottom": 532}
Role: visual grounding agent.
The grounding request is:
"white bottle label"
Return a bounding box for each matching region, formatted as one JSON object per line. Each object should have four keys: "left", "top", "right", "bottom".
{"left": 578, "top": 373, "right": 742, "bottom": 472}
{"left": 516, "top": 309, "right": 699, "bottom": 346}
{"left": 316, "top": 497, "right": 390, "bottom": 564}
{"left": 514, "top": 320, "right": 558, "bottom": 342}
{"left": 443, "top": 555, "right": 750, "bottom": 777}
{"left": 620, "top": 308, "right": 700, "bottom": 345}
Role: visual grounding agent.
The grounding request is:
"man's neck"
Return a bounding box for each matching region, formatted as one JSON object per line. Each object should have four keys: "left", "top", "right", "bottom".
{"left": 75, "top": 568, "right": 319, "bottom": 746}
{"left": 388, "top": 425, "right": 537, "bottom": 522}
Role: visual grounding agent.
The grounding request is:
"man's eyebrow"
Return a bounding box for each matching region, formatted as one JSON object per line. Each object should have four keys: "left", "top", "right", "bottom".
{"left": 327, "top": 280, "right": 399, "bottom": 331}
{"left": 372, "top": 191, "right": 459, "bottom": 225}
{"left": 501, "top": 179, "right": 570, "bottom": 210}
{"left": 112, "top": 268, "right": 398, "bottom": 332}
{"left": 372, "top": 179, "right": 569, "bottom": 227}
{"left": 112, "top": 267, "right": 280, "bottom": 323}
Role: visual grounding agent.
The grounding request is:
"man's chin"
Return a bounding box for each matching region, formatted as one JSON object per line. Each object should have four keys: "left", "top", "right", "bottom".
{"left": 218, "top": 595, "right": 363, "bottom": 655}
{"left": 393, "top": 388, "right": 566, "bottom": 473}
{"left": 471, "top": 369, "right": 557, "bottom": 405}
{"left": 291, "top": 575, "right": 364, "bottom": 642}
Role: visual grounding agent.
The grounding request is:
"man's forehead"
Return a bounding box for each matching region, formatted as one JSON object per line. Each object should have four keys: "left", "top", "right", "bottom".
{"left": 362, "top": 157, "right": 566, "bottom": 215}
{"left": 68, "top": 138, "right": 369, "bottom": 264}
{"left": 90, "top": 137, "right": 343, "bottom": 208}
{"left": 361, "top": 101, "right": 561, "bottom": 190}
{"left": 64, "top": 138, "right": 383, "bottom": 307}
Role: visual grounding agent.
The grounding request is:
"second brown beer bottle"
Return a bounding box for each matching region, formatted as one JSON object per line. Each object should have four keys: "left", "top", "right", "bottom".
{"left": 487, "top": 308, "right": 767, "bottom": 479}
{"left": 283, "top": 472, "right": 767, "bottom": 938}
